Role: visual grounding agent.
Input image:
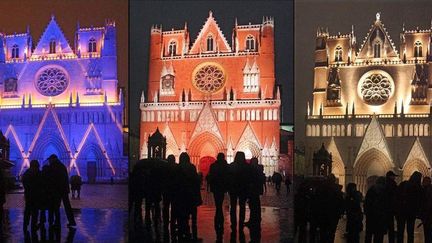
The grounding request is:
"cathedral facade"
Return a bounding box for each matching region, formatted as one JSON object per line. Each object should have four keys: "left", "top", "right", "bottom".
{"left": 0, "top": 16, "right": 127, "bottom": 181}
{"left": 305, "top": 13, "right": 432, "bottom": 193}
{"left": 140, "top": 12, "right": 280, "bottom": 176}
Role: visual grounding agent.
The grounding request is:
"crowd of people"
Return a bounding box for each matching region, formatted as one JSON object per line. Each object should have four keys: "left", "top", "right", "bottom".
{"left": 294, "top": 171, "right": 432, "bottom": 243}
{"left": 130, "top": 151, "right": 268, "bottom": 243}
{"left": 22, "top": 154, "right": 76, "bottom": 238}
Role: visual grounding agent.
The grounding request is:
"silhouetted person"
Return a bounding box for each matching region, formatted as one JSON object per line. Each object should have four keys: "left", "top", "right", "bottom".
{"left": 285, "top": 175, "right": 292, "bottom": 194}
{"left": 162, "top": 154, "right": 178, "bottom": 240}
{"left": 22, "top": 160, "right": 42, "bottom": 232}
{"left": 294, "top": 182, "right": 309, "bottom": 242}
{"left": 364, "top": 176, "right": 387, "bottom": 243}
{"left": 39, "top": 164, "right": 51, "bottom": 227}
{"left": 70, "top": 175, "right": 82, "bottom": 199}
{"left": 345, "top": 183, "right": 363, "bottom": 243}
{"left": 272, "top": 172, "right": 282, "bottom": 193}
{"left": 248, "top": 157, "right": 264, "bottom": 243}
{"left": 314, "top": 174, "right": 344, "bottom": 243}
{"left": 130, "top": 160, "right": 146, "bottom": 226}
{"left": 396, "top": 171, "right": 422, "bottom": 243}
{"left": 143, "top": 158, "right": 163, "bottom": 228}
{"left": 384, "top": 170, "right": 398, "bottom": 243}
{"left": 48, "top": 154, "right": 76, "bottom": 227}
{"left": 176, "top": 152, "right": 201, "bottom": 241}
{"left": 208, "top": 152, "right": 229, "bottom": 241}
{"left": 228, "top": 151, "right": 252, "bottom": 238}
{"left": 421, "top": 176, "right": 432, "bottom": 243}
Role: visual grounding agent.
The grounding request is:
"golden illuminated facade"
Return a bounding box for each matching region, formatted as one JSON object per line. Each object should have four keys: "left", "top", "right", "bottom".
{"left": 305, "top": 13, "right": 432, "bottom": 193}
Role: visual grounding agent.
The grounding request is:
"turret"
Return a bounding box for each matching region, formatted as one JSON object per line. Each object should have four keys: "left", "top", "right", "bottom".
{"left": 102, "top": 19, "right": 116, "bottom": 57}
{"left": 150, "top": 24, "right": 162, "bottom": 60}
{"left": 0, "top": 33, "right": 6, "bottom": 63}
{"left": 260, "top": 16, "right": 274, "bottom": 55}
{"left": 315, "top": 27, "right": 328, "bottom": 67}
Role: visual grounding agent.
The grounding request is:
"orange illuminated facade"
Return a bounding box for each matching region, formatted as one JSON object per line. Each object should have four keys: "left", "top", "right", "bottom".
{"left": 140, "top": 12, "right": 280, "bottom": 175}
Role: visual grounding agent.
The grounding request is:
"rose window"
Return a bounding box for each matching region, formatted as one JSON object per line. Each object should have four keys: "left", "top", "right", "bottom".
{"left": 360, "top": 73, "right": 392, "bottom": 105}
{"left": 193, "top": 63, "right": 226, "bottom": 94}
{"left": 35, "top": 67, "right": 69, "bottom": 96}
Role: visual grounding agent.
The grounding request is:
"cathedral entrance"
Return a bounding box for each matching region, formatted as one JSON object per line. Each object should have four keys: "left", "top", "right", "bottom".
{"left": 87, "top": 161, "right": 97, "bottom": 184}
{"left": 198, "top": 156, "right": 216, "bottom": 177}
{"left": 354, "top": 149, "right": 393, "bottom": 194}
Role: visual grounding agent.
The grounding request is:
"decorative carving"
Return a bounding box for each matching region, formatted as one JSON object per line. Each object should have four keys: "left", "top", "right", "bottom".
{"left": 405, "top": 138, "right": 430, "bottom": 169}
{"left": 358, "top": 71, "right": 393, "bottom": 106}
{"left": 354, "top": 115, "right": 392, "bottom": 168}
{"left": 35, "top": 67, "right": 69, "bottom": 96}
{"left": 193, "top": 63, "right": 225, "bottom": 94}
{"left": 190, "top": 102, "right": 223, "bottom": 142}
{"left": 4, "top": 78, "right": 17, "bottom": 93}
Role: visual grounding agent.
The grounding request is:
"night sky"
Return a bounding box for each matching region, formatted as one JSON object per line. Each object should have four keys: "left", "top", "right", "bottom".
{"left": 0, "top": 0, "right": 128, "bottom": 119}
{"left": 295, "top": 0, "right": 432, "bottom": 148}
{"left": 129, "top": 0, "right": 294, "bottom": 160}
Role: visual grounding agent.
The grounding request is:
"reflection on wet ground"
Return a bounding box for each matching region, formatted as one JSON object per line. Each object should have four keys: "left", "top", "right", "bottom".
{"left": 1, "top": 208, "right": 127, "bottom": 242}
{"left": 3, "top": 184, "right": 128, "bottom": 242}
{"left": 130, "top": 185, "right": 294, "bottom": 243}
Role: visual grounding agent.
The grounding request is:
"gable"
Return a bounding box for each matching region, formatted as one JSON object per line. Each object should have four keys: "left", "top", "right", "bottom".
{"left": 32, "top": 16, "right": 74, "bottom": 56}
{"left": 189, "top": 11, "right": 231, "bottom": 54}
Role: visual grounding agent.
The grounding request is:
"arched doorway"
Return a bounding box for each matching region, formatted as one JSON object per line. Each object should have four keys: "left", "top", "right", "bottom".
{"left": 354, "top": 148, "right": 393, "bottom": 194}
{"left": 188, "top": 132, "right": 225, "bottom": 169}
{"left": 332, "top": 158, "right": 345, "bottom": 191}
{"left": 402, "top": 159, "right": 430, "bottom": 181}
{"left": 77, "top": 143, "right": 106, "bottom": 183}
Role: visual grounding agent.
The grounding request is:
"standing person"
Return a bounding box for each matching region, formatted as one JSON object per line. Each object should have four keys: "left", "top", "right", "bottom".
{"left": 272, "top": 172, "right": 283, "bottom": 193}
{"left": 384, "top": 171, "right": 398, "bottom": 243}
{"left": 285, "top": 175, "right": 292, "bottom": 194}
{"left": 207, "top": 153, "right": 229, "bottom": 242}
{"left": 364, "top": 177, "right": 388, "bottom": 243}
{"left": 396, "top": 171, "right": 422, "bottom": 243}
{"left": 421, "top": 176, "right": 432, "bottom": 243}
{"left": 70, "top": 175, "right": 82, "bottom": 199}
{"left": 176, "top": 152, "right": 201, "bottom": 241}
{"left": 314, "top": 174, "right": 344, "bottom": 243}
{"left": 162, "top": 154, "right": 178, "bottom": 240}
{"left": 48, "top": 154, "right": 76, "bottom": 227}
{"left": 248, "top": 157, "right": 265, "bottom": 243}
{"left": 345, "top": 183, "right": 363, "bottom": 243}
{"left": 39, "top": 164, "right": 51, "bottom": 228}
{"left": 228, "top": 151, "right": 252, "bottom": 239}
{"left": 22, "top": 160, "right": 42, "bottom": 232}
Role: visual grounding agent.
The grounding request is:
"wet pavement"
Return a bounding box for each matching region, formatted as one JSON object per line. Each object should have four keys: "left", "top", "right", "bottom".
{"left": 3, "top": 184, "right": 128, "bottom": 242}
{"left": 130, "top": 184, "right": 294, "bottom": 243}
{"left": 293, "top": 217, "right": 426, "bottom": 243}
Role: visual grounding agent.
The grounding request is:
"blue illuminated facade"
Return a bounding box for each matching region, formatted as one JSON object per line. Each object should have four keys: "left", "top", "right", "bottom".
{"left": 0, "top": 16, "right": 127, "bottom": 181}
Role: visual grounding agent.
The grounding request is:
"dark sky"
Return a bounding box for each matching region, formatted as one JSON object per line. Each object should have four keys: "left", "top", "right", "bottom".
{"left": 295, "top": 0, "right": 432, "bottom": 148}
{"left": 0, "top": 0, "right": 128, "bottom": 121}
{"left": 129, "top": 0, "right": 294, "bottom": 159}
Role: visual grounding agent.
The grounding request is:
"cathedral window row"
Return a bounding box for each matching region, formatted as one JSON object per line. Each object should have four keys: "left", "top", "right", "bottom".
{"left": 141, "top": 108, "right": 278, "bottom": 123}
{"left": 306, "top": 123, "right": 431, "bottom": 137}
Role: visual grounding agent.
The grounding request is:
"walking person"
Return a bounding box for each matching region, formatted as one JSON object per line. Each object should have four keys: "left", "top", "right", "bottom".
{"left": 344, "top": 183, "right": 363, "bottom": 243}
{"left": 228, "top": 151, "right": 252, "bottom": 239}
{"left": 421, "top": 176, "right": 432, "bottom": 243}
{"left": 48, "top": 154, "right": 76, "bottom": 227}
{"left": 22, "top": 160, "right": 42, "bottom": 233}
{"left": 285, "top": 175, "right": 292, "bottom": 195}
{"left": 396, "top": 171, "right": 422, "bottom": 243}
{"left": 384, "top": 171, "right": 398, "bottom": 243}
{"left": 272, "top": 172, "right": 282, "bottom": 193}
{"left": 364, "top": 176, "right": 387, "bottom": 243}
{"left": 207, "top": 153, "right": 229, "bottom": 242}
